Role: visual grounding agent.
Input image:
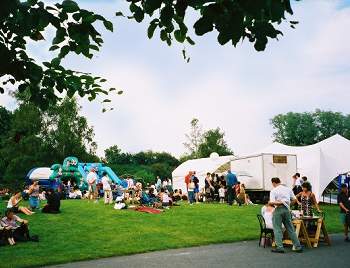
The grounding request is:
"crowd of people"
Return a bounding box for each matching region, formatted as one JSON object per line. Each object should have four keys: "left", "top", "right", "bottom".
{"left": 182, "top": 170, "right": 255, "bottom": 206}
{"left": 259, "top": 172, "right": 350, "bottom": 254}
{"left": 1, "top": 167, "right": 350, "bottom": 250}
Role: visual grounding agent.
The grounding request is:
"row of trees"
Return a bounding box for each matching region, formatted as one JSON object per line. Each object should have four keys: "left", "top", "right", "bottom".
{"left": 271, "top": 110, "right": 350, "bottom": 146}
{"left": 104, "top": 146, "right": 180, "bottom": 185}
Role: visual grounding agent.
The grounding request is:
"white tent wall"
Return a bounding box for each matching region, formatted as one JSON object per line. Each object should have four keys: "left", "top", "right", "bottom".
{"left": 254, "top": 135, "right": 350, "bottom": 202}
{"left": 172, "top": 155, "right": 234, "bottom": 194}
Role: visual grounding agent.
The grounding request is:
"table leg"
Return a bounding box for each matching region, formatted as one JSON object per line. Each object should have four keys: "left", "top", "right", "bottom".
{"left": 321, "top": 221, "right": 331, "bottom": 245}
{"left": 300, "top": 221, "right": 312, "bottom": 248}
{"left": 312, "top": 219, "right": 322, "bottom": 248}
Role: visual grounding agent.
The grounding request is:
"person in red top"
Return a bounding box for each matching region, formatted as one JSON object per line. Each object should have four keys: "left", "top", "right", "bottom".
{"left": 185, "top": 171, "right": 193, "bottom": 192}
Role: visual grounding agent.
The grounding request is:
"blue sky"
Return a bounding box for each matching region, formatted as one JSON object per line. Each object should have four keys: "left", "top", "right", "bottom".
{"left": 1, "top": 0, "right": 350, "bottom": 158}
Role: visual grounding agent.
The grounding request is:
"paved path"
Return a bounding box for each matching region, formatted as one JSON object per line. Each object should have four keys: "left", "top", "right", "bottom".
{"left": 49, "top": 234, "right": 350, "bottom": 268}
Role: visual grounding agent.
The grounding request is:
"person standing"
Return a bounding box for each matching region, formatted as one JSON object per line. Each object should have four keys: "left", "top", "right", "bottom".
{"left": 269, "top": 177, "right": 303, "bottom": 253}
{"left": 192, "top": 171, "right": 199, "bottom": 203}
{"left": 226, "top": 170, "right": 241, "bottom": 206}
{"left": 337, "top": 184, "right": 350, "bottom": 242}
{"left": 101, "top": 172, "right": 113, "bottom": 204}
{"left": 185, "top": 171, "right": 192, "bottom": 193}
{"left": 155, "top": 176, "right": 162, "bottom": 192}
{"left": 87, "top": 167, "right": 98, "bottom": 202}
{"left": 28, "top": 180, "right": 40, "bottom": 210}
{"left": 292, "top": 173, "right": 303, "bottom": 195}
{"left": 188, "top": 178, "right": 195, "bottom": 205}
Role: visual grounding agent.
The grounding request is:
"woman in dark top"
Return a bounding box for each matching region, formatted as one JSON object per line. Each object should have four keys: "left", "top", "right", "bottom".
{"left": 42, "top": 189, "right": 61, "bottom": 213}
{"left": 296, "top": 182, "right": 321, "bottom": 216}
{"left": 338, "top": 184, "right": 350, "bottom": 242}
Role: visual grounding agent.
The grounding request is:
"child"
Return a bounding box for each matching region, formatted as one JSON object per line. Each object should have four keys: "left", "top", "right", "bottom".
{"left": 188, "top": 179, "right": 195, "bottom": 205}
{"left": 219, "top": 186, "right": 225, "bottom": 203}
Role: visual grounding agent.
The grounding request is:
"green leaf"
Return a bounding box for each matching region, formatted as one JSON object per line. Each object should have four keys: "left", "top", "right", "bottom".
{"left": 100, "top": 78, "right": 107, "bottom": 82}
{"left": 62, "top": 0, "right": 79, "bottom": 13}
{"left": 59, "top": 45, "right": 70, "bottom": 59}
{"left": 109, "top": 88, "right": 116, "bottom": 92}
{"left": 174, "top": 30, "right": 185, "bottom": 43}
{"left": 115, "top": 11, "right": 124, "bottom": 17}
{"left": 49, "top": 45, "right": 60, "bottom": 51}
{"left": 144, "top": 0, "right": 162, "bottom": 14}
{"left": 134, "top": 8, "right": 145, "bottom": 23}
{"left": 51, "top": 57, "right": 61, "bottom": 67}
{"left": 117, "top": 90, "right": 123, "bottom": 95}
{"left": 89, "top": 45, "right": 99, "bottom": 51}
{"left": 102, "top": 99, "right": 111, "bottom": 103}
{"left": 103, "top": 20, "right": 114, "bottom": 32}
{"left": 193, "top": 17, "right": 213, "bottom": 36}
{"left": 290, "top": 21, "right": 299, "bottom": 24}
{"left": 148, "top": 23, "right": 158, "bottom": 39}
{"left": 186, "top": 36, "right": 195, "bottom": 45}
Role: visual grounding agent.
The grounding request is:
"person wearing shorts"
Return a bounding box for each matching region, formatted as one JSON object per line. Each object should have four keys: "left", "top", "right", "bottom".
{"left": 87, "top": 168, "right": 98, "bottom": 202}
{"left": 338, "top": 184, "right": 350, "bottom": 242}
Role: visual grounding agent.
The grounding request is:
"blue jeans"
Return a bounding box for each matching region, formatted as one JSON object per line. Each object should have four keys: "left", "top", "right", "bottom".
{"left": 273, "top": 206, "right": 301, "bottom": 250}
{"left": 29, "top": 196, "right": 39, "bottom": 209}
{"left": 188, "top": 191, "right": 195, "bottom": 204}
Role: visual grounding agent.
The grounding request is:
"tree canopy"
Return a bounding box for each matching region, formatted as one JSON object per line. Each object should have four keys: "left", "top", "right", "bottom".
{"left": 0, "top": 97, "right": 98, "bottom": 186}
{"left": 1, "top": 0, "right": 298, "bottom": 108}
{"left": 104, "top": 145, "right": 180, "bottom": 183}
{"left": 182, "top": 118, "right": 233, "bottom": 160}
{"left": 271, "top": 110, "right": 350, "bottom": 146}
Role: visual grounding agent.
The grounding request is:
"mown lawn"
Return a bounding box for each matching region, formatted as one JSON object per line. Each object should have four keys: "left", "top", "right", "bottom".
{"left": 0, "top": 200, "right": 343, "bottom": 268}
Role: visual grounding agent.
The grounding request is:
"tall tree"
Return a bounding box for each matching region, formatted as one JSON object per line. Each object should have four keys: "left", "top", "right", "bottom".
{"left": 1, "top": 0, "right": 299, "bottom": 107}
{"left": 271, "top": 110, "right": 350, "bottom": 146}
{"left": 0, "top": 103, "right": 44, "bottom": 185}
{"left": 197, "top": 128, "right": 233, "bottom": 158}
{"left": 0, "top": 96, "right": 98, "bottom": 185}
{"left": 183, "top": 118, "right": 203, "bottom": 158}
{"left": 42, "top": 96, "right": 97, "bottom": 162}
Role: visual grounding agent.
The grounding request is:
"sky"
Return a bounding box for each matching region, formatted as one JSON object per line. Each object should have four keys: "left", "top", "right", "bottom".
{"left": 1, "top": 0, "right": 350, "bottom": 158}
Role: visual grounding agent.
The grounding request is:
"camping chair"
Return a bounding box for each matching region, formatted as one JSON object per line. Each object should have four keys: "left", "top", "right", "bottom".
{"left": 257, "top": 214, "right": 274, "bottom": 248}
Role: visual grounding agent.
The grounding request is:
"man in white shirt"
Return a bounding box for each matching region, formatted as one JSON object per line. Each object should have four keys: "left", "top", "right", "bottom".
{"left": 292, "top": 173, "right": 303, "bottom": 195}
{"left": 101, "top": 172, "right": 113, "bottom": 204}
{"left": 87, "top": 167, "right": 98, "bottom": 202}
{"left": 269, "top": 177, "right": 302, "bottom": 253}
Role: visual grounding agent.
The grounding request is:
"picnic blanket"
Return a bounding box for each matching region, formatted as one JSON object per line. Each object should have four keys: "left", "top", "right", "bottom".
{"left": 134, "top": 206, "right": 163, "bottom": 214}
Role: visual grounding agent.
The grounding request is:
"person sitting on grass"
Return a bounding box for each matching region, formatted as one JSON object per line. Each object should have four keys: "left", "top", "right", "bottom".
{"left": 237, "top": 184, "right": 254, "bottom": 205}
{"left": 42, "top": 189, "right": 61, "bottom": 214}
{"left": 74, "top": 188, "right": 82, "bottom": 199}
{"left": 172, "top": 189, "right": 181, "bottom": 202}
{"left": 1, "top": 209, "right": 38, "bottom": 243}
{"left": 159, "top": 188, "right": 171, "bottom": 208}
{"left": 0, "top": 222, "right": 15, "bottom": 246}
{"left": 7, "top": 191, "right": 34, "bottom": 215}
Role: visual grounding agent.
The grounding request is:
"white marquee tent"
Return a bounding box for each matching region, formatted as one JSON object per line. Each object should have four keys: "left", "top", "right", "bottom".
{"left": 172, "top": 155, "right": 234, "bottom": 193}
{"left": 254, "top": 134, "right": 350, "bottom": 201}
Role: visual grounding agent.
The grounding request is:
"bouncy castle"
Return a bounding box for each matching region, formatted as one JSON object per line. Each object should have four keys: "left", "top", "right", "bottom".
{"left": 25, "top": 156, "right": 127, "bottom": 189}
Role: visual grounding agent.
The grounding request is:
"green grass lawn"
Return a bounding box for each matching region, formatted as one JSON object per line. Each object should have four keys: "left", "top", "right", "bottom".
{"left": 0, "top": 200, "right": 343, "bottom": 268}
